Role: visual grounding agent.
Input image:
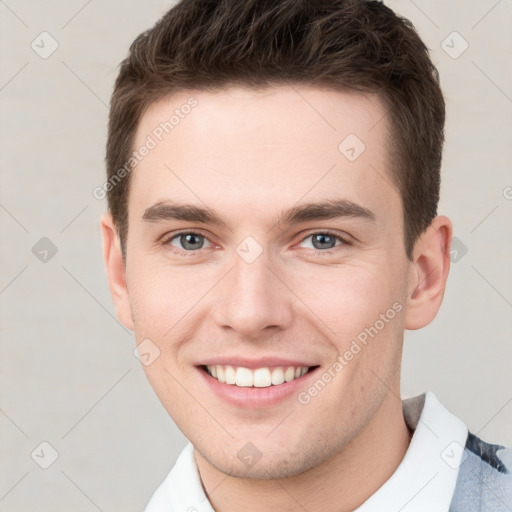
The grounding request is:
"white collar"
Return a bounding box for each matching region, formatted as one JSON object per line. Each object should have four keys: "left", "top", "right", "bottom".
{"left": 356, "top": 391, "right": 468, "bottom": 511}
{"left": 144, "top": 442, "right": 213, "bottom": 512}
{"left": 144, "top": 391, "right": 468, "bottom": 512}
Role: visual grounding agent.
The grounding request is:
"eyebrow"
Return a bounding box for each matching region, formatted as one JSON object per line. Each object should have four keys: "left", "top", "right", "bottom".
{"left": 142, "top": 199, "right": 375, "bottom": 228}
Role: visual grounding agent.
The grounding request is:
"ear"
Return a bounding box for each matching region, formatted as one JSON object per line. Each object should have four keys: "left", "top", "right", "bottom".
{"left": 405, "top": 215, "right": 452, "bottom": 330}
{"left": 100, "top": 213, "right": 134, "bottom": 330}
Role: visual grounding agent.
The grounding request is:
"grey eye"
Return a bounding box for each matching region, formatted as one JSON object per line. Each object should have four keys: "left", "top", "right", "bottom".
{"left": 299, "top": 233, "right": 341, "bottom": 250}
{"left": 312, "top": 234, "right": 337, "bottom": 249}
{"left": 170, "top": 233, "right": 210, "bottom": 251}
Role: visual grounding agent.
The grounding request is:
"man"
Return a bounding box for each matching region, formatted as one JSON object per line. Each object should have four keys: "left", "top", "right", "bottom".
{"left": 101, "top": 0, "right": 511, "bottom": 510}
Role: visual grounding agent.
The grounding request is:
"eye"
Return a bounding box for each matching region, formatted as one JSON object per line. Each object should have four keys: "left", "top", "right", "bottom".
{"left": 298, "top": 231, "right": 350, "bottom": 251}
{"left": 165, "top": 232, "right": 212, "bottom": 252}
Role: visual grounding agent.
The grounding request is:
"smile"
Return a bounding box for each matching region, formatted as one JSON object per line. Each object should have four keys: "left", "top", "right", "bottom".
{"left": 205, "top": 365, "right": 311, "bottom": 387}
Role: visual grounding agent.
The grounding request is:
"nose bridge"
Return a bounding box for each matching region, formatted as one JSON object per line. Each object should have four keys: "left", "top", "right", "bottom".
{"left": 232, "top": 250, "right": 271, "bottom": 301}
{"left": 213, "top": 244, "right": 293, "bottom": 336}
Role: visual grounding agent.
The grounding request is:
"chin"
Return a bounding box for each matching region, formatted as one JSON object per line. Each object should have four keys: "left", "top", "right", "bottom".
{"left": 195, "top": 431, "right": 343, "bottom": 480}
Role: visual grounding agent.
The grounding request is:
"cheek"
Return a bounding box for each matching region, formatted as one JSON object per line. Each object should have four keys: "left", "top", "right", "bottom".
{"left": 287, "top": 262, "right": 406, "bottom": 341}
{"left": 288, "top": 261, "right": 407, "bottom": 395}
{"left": 126, "top": 258, "right": 211, "bottom": 335}
{"left": 290, "top": 265, "right": 406, "bottom": 424}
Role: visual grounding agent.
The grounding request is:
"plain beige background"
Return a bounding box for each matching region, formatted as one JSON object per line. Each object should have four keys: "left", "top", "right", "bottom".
{"left": 1, "top": 1, "right": 511, "bottom": 510}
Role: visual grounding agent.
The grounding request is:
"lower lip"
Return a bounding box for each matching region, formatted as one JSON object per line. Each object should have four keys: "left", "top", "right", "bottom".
{"left": 197, "top": 366, "right": 320, "bottom": 408}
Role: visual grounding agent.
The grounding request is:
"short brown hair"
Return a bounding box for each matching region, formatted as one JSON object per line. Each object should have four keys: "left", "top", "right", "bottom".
{"left": 106, "top": 0, "right": 444, "bottom": 260}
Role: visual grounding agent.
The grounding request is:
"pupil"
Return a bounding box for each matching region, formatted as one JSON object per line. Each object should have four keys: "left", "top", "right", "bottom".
{"left": 313, "top": 234, "right": 335, "bottom": 250}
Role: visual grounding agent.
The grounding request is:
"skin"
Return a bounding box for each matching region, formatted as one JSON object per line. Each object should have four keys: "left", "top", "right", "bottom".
{"left": 102, "top": 85, "right": 452, "bottom": 511}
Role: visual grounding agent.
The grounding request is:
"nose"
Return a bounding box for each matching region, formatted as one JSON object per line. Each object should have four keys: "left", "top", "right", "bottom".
{"left": 211, "top": 249, "right": 294, "bottom": 339}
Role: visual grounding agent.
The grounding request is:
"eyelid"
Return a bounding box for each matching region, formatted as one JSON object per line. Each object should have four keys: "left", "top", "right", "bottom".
{"left": 160, "top": 229, "right": 353, "bottom": 257}
{"left": 296, "top": 229, "right": 354, "bottom": 247}
{"left": 161, "top": 229, "right": 215, "bottom": 251}
{"left": 160, "top": 228, "right": 212, "bottom": 242}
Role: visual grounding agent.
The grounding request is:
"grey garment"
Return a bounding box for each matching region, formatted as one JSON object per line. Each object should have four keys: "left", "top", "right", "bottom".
{"left": 449, "top": 432, "right": 512, "bottom": 511}
{"left": 402, "top": 393, "right": 512, "bottom": 511}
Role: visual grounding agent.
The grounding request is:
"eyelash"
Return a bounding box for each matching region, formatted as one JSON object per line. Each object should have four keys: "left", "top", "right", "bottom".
{"left": 161, "top": 229, "right": 353, "bottom": 256}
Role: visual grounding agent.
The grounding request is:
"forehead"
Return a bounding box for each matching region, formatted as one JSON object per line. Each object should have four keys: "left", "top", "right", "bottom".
{"left": 130, "top": 85, "right": 399, "bottom": 226}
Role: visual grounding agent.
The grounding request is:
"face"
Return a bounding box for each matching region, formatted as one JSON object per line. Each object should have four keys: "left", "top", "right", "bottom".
{"left": 115, "top": 86, "right": 417, "bottom": 478}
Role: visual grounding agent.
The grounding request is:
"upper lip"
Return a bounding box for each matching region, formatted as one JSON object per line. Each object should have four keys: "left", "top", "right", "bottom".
{"left": 197, "top": 356, "right": 318, "bottom": 369}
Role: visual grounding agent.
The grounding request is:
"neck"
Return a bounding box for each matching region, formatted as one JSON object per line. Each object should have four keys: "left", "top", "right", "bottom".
{"left": 195, "top": 390, "right": 412, "bottom": 512}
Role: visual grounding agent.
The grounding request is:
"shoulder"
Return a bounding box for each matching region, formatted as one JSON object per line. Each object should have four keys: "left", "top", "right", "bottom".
{"left": 449, "top": 431, "right": 512, "bottom": 511}
{"left": 464, "top": 431, "right": 510, "bottom": 474}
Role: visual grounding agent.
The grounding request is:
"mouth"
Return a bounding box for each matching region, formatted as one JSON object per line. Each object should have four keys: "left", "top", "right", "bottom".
{"left": 196, "top": 357, "right": 321, "bottom": 408}
{"left": 201, "top": 364, "right": 317, "bottom": 388}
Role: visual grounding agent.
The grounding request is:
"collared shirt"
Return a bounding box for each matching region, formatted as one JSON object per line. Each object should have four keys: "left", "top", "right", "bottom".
{"left": 144, "top": 392, "right": 512, "bottom": 511}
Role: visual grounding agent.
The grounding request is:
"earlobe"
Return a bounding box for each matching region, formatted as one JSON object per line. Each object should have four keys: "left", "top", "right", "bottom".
{"left": 100, "top": 213, "right": 134, "bottom": 330}
{"left": 405, "top": 215, "right": 452, "bottom": 330}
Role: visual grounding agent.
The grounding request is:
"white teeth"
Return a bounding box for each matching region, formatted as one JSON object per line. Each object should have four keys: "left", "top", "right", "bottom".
{"left": 225, "top": 365, "right": 236, "bottom": 385}
{"left": 205, "top": 364, "right": 310, "bottom": 387}
{"left": 284, "top": 367, "right": 295, "bottom": 382}
{"left": 253, "top": 368, "right": 271, "bottom": 387}
{"left": 271, "top": 367, "right": 285, "bottom": 385}
{"left": 235, "top": 367, "right": 253, "bottom": 387}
